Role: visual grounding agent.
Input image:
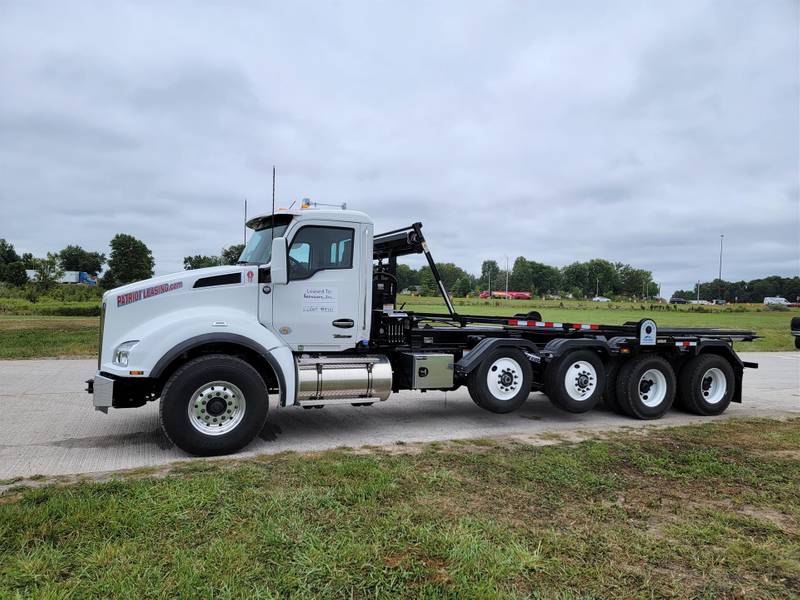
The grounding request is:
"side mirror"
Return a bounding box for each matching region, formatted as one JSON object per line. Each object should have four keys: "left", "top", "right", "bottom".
{"left": 270, "top": 237, "right": 288, "bottom": 284}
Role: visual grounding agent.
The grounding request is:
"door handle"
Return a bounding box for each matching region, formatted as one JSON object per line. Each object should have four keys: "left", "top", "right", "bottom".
{"left": 332, "top": 319, "right": 355, "bottom": 329}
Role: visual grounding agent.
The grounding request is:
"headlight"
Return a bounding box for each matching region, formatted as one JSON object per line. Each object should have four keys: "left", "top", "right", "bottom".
{"left": 112, "top": 340, "right": 139, "bottom": 367}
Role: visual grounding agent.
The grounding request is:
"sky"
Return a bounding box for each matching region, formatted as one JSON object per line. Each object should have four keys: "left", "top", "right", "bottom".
{"left": 0, "top": 0, "right": 798, "bottom": 297}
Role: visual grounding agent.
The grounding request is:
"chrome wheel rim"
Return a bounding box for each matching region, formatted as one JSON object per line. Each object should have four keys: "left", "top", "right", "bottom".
{"left": 701, "top": 368, "right": 726, "bottom": 404}
{"left": 638, "top": 369, "right": 667, "bottom": 407}
{"left": 564, "top": 360, "right": 597, "bottom": 401}
{"left": 188, "top": 380, "right": 246, "bottom": 435}
{"left": 486, "top": 357, "right": 523, "bottom": 400}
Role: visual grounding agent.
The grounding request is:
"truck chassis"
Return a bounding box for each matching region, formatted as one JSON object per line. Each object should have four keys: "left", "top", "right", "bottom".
{"left": 89, "top": 216, "right": 758, "bottom": 455}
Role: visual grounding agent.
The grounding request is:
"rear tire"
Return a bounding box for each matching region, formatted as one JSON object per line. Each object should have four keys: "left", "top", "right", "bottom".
{"left": 160, "top": 354, "right": 269, "bottom": 456}
{"left": 795, "top": 336, "right": 800, "bottom": 350}
{"left": 467, "top": 348, "right": 532, "bottom": 414}
{"left": 602, "top": 359, "right": 624, "bottom": 414}
{"left": 616, "top": 355, "right": 675, "bottom": 420}
{"left": 545, "top": 350, "right": 606, "bottom": 413}
{"left": 677, "top": 353, "right": 735, "bottom": 416}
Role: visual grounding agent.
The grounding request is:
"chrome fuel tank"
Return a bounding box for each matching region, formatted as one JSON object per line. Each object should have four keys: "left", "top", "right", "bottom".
{"left": 296, "top": 355, "right": 392, "bottom": 405}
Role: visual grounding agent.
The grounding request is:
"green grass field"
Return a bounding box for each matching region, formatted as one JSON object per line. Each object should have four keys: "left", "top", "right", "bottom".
{"left": 1, "top": 418, "right": 798, "bottom": 598}
{"left": 0, "top": 298, "right": 796, "bottom": 359}
{"left": 399, "top": 296, "right": 799, "bottom": 352}
{"left": 0, "top": 316, "right": 98, "bottom": 359}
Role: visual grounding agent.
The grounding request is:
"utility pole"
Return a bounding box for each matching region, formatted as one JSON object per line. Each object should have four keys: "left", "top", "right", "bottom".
{"left": 595, "top": 277, "right": 599, "bottom": 297}
{"left": 718, "top": 234, "right": 724, "bottom": 300}
{"left": 504, "top": 256, "right": 509, "bottom": 298}
{"left": 696, "top": 280, "right": 701, "bottom": 302}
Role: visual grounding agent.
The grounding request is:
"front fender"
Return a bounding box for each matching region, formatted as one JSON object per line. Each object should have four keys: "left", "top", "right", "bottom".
{"left": 102, "top": 309, "right": 296, "bottom": 406}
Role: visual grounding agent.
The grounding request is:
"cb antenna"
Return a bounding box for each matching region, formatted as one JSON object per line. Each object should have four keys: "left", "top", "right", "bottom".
{"left": 243, "top": 198, "right": 247, "bottom": 246}
{"left": 270, "top": 166, "right": 276, "bottom": 244}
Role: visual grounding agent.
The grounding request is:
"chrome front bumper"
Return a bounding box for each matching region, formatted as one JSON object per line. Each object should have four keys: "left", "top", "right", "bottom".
{"left": 88, "top": 373, "right": 115, "bottom": 413}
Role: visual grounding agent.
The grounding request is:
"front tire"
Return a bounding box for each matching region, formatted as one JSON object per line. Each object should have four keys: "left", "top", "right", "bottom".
{"left": 545, "top": 350, "right": 606, "bottom": 413}
{"left": 616, "top": 355, "right": 676, "bottom": 420}
{"left": 677, "top": 353, "right": 735, "bottom": 416}
{"left": 467, "top": 348, "right": 532, "bottom": 413}
{"left": 160, "top": 354, "right": 269, "bottom": 456}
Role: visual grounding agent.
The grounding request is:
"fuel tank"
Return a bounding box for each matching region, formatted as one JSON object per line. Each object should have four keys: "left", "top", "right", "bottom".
{"left": 296, "top": 355, "right": 392, "bottom": 405}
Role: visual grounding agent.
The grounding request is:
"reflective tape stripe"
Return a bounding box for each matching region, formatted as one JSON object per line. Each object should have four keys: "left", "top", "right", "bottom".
{"left": 675, "top": 341, "right": 697, "bottom": 348}
{"left": 507, "top": 320, "right": 563, "bottom": 328}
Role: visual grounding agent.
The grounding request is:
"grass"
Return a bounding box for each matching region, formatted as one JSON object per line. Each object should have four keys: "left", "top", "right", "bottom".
{"left": 0, "top": 418, "right": 798, "bottom": 598}
{"left": 0, "top": 297, "right": 796, "bottom": 359}
{"left": 399, "top": 296, "right": 800, "bottom": 352}
{"left": 0, "top": 316, "right": 98, "bottom": 359}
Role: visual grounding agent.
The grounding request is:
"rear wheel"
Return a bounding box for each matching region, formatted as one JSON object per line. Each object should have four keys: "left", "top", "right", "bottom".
{"left": 160, "top": 354, "right": 269, "bottom": 456}
{"left": 677, "top": 353, "right": 735, "bottom": 416}
{"left": 545, "top": 350, "right": 606, "bottom": 413}
{"left": 467, "top": 348, "right": 532, "bottom": 413}
{"left": 795, "top": 336, "right": 800, "bottom": 350}
{"left": 616, "top": 355, "right": 675, "bottom": 420}
{"left": 602, "top": 359, "right": 624, "bottom": 414}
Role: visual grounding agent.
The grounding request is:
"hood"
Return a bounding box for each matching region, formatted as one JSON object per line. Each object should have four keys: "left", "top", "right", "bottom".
{"left": 103, "top": 265, "right": 258, "bottom": 303}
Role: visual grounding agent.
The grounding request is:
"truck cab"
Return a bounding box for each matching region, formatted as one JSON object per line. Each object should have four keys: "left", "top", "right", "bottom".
{"left": 90, "top": 206, "right": 757, "bottom": 456}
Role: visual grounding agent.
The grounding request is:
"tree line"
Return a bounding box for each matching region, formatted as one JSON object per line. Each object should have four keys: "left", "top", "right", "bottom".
{"left": 673, "top": 276, "right": 800, "bottom": 303}
{"left": 396, "top": 257, "right": 659, "bottom": 299}
{"left": 2, "top": 234, "right": 797, "bottom": 303}
{"left": 0, "top": 235, "right": 246, "bottom": 294}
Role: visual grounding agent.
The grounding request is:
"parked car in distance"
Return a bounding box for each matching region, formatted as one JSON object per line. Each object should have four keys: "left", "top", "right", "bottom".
{"left": 690, "top": 300, "right": 712, "bottom": 305}
{"left": 713, "top": 299, "right": 727, "bottom": 305}
{"left": 764, "top": 297, "right": 790, "bottom": 305}
{"left": 670, "top": 297, "right": 689, "bottom": 304}
{"left": 592, "top": 296, "right": 611, "bottom": 302}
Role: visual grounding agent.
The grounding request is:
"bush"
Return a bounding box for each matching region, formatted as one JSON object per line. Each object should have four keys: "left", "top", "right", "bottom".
{"left": 764, "top": 304, "right": 790, "bottom": 312}
{"left": 44, "top": 284, "right": 104, "bottom": 302}
{"left": 0, "top": 298, "right": 101, "bottom": 316}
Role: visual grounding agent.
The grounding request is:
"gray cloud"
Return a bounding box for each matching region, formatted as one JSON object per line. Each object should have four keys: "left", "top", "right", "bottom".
{"left": 0, "top": 0, "right": 797, "bottom": 297}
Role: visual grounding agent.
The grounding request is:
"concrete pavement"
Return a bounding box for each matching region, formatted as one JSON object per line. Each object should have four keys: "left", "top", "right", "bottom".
{"left": 0, "top": 352, "right": 797, "bottom": 479}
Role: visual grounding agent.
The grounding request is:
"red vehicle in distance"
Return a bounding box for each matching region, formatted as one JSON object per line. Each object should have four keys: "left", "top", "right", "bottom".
{"left": 480, "top": 291, "right": 532, "bottom": 300}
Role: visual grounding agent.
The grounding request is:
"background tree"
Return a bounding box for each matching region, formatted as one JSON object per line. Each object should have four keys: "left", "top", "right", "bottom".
{"left": 58, "top": 245, "right": 105, "bottom": 275}
{"left": 4, "top": 262, "right": 28, "bottom": 286}
{"left": 184, "top": 255, "right": 222, "bottom": 270}
{"left": 395, "top": 263, "right": 419, "bottom": 291}
{"left": 452, "top": 276, "right": 472, "bottom": 297}
{"left": 20, "top": 253, "right": 35, "bottom": 269}
{"left": 32, "top": 253, "right": 64, "bottom": 291}
{"left": 221, "top": 244, "right": 245, "bottom": 265}
{"left": 480, "top": 260, "right": 500, "bottom": 292}
{"left": 0, "top": 239, "right": 20, "bottom": 265}
{"left": 418, "top": 268, "right": 437, "bottom": 296}
{"left": 102, "top": 234, "right": 154, "bottom": 288}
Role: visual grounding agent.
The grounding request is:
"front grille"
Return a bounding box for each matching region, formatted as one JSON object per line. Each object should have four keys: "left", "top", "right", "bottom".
{"left": 98, "top": 301, "right": 106, "bottom": 369}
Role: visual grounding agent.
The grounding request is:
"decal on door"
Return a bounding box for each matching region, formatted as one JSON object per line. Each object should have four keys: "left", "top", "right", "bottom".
{"left": 302, "top": 287, "right": 337, "bottom": 314}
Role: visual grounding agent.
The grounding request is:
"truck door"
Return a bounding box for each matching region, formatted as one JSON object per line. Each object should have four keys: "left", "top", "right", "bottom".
{"left": 268, "top": 222, "right": 363, "bottom": 352}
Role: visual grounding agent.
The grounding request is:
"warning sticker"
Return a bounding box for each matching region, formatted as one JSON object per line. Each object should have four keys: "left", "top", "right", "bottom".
{"left": 302, "top": 287, "right": 337, "bottom": 314}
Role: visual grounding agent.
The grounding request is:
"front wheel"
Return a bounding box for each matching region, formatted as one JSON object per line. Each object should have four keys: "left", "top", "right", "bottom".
{"left": 159, "top": 354, "right": 269, "bottom": 456}
{"left": 467, "top": 348, "right": 532, "bottom": 414}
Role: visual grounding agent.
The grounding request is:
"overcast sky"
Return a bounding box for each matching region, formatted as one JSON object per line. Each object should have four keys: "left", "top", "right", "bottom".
{"left": 1, "top": 1, "right": 798, "bottom": 296}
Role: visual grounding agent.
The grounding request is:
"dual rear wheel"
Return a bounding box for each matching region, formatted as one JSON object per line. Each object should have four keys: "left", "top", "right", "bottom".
{"left": 546, "top": 351, "right": 735, "bottom": 420}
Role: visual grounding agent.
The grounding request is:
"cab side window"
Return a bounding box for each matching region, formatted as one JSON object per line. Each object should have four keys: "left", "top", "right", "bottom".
{"left": 288, "top": 226, "right": 354, "bottom": 280}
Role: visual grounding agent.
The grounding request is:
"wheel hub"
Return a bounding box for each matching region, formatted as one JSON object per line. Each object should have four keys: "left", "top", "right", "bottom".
{"left": 188, "top": 381, "right": 246, "bottom": 436}
{"left": 499, "top": 370, "right": 515, "bottom": 387}
{"left": 563, "top": 360, "right": 597, "bottom": 401}
{"left": 486, "top": 358, "right": 523, "bottom": 400}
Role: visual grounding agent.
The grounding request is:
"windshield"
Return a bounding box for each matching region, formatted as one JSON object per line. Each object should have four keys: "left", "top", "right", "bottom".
{"left": 237, "top": 217, "right": 291, "bottom": 264}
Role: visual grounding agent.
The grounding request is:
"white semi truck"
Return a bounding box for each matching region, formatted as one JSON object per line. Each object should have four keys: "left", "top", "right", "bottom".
{"left": 88, "top": 207, "right": 758, "bottom": 455}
